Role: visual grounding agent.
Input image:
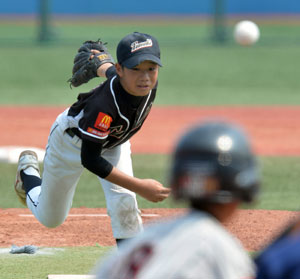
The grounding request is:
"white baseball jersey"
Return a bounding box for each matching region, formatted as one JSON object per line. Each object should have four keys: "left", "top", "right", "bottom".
{"left": 94, "top": 210, "right": 255, "bottom": 279}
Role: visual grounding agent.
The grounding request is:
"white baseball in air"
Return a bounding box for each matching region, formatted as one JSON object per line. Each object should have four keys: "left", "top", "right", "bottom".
{"left": 233, "top": 20, "right": 260, "bottom": 46}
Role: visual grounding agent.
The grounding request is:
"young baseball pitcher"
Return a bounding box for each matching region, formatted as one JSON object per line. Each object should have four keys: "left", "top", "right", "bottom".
{"left": 14, "top": 32, "right": 170, "bottom": 245}
{"left": 93, "top": 121, "right": 260, "bottom": 278}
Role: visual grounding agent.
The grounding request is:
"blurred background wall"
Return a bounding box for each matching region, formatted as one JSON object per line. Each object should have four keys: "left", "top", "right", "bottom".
{"left": 1, "top": 0, "right": 300, "bottom": 15}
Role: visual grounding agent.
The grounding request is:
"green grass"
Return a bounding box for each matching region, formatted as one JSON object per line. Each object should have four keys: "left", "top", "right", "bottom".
{"left": 0, "top": 246, "right": 111, "bottom": 279}
{"left": 257, "top": 156, "right": 300, "bottom": 210}
{"left": 1, "top": 154, "right": 300, "bottom": 210}
{"left": 0, "top": 20, "right": 300, "bottom": 105}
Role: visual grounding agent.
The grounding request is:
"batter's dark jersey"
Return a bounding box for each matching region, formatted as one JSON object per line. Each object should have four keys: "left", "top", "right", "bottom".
{"left": 68, "top": 75, "right": 157, "bottom": 150}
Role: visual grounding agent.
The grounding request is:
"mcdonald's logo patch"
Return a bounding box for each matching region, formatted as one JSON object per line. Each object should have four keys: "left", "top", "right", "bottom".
{"left": 94, "top": 112, "right": 112, "bottom": 131}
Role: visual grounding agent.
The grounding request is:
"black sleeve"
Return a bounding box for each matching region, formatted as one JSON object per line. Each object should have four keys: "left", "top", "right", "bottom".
{"left": 105, "top": 65, "right": 117, "bottom": 79}
{"left": 80, "top": 139, "right": 113, "bottom": 178}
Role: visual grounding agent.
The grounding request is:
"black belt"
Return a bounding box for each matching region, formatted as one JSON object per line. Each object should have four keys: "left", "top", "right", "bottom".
{"left": 65, "top": 128, "right": 82, "bottom": 139}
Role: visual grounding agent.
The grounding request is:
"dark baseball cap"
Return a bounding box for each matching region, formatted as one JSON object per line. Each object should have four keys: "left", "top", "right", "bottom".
{"left": 117, "top": 32, "right": 162, "bottom": 68}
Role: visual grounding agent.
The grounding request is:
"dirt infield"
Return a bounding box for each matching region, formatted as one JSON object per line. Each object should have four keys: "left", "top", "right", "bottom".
{"left": 1, "top": 105, "right": 300, "bottom": 250}
{"left": 1, "top": 208, "right": 299, "bottom": 251}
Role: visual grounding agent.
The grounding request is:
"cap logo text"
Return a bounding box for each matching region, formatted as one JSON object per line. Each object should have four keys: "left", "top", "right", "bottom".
{"left": 131, "top": 39, "right": 153, "bottom": 52}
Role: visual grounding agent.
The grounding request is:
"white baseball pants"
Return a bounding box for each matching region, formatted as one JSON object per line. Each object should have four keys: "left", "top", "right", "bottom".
{"left": 26, "top": 110, "right": 143, "bottom": 239}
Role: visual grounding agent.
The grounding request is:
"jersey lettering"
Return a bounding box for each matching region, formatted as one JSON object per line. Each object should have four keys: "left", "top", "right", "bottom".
{"left": 109, "top": 125, "right": 125, "bottom": 138}
{"left": 94, "top": 112, "right": 112, "bottom": 131}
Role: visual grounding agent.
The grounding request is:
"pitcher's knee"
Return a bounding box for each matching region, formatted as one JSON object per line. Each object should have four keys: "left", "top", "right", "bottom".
{"left": 38, "top": 215, "right": 66, "bottom": 228}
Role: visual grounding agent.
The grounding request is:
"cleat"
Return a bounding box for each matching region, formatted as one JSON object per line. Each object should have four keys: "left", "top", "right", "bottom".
{"left": 14, "top": 150, "right": 40, "bottom": 206}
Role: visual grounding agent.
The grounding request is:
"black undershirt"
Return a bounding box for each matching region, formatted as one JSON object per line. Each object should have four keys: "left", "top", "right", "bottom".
{"left": 105, "top": 65, "right": 117, "bottom": 79}
{"left": 80, "top": 139, "right": 113, "bottom": 178}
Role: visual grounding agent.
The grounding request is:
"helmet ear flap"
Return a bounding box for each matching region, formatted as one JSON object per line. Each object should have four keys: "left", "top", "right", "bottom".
{"left": 171, "top": 166, "right": 220, "bottom": 201}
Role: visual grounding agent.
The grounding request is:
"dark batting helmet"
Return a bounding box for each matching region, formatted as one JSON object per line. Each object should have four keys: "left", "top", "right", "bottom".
{"left": 169, "top": 121, "right": 260, "bottom": 205}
